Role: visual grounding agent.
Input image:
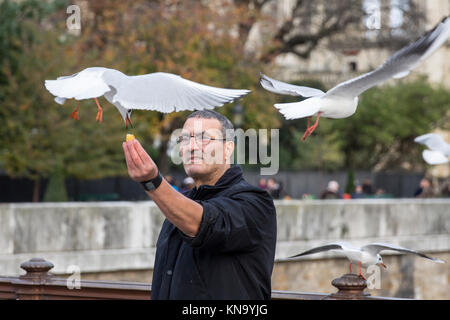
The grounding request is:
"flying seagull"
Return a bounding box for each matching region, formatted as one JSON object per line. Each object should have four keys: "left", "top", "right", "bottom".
{"left": 414, "top": 133, "right": 450, "bottom": 165}
{"left": 288, "top": 242, "right": 444, "bottom": 280}
{"left": 260, "top": 16, "right": 450, "bottom": 141}
{"left": 45, "top": 67, "right": 251, "bottom": 127}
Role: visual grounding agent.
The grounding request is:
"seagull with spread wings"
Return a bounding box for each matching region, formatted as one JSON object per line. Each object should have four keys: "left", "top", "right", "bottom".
{"left": 260, "top": 16, "right": 450, "bottom": 142}
{"left": 45, "top": 68, "right": 251, "bottom": 127}
{"left": 288, "top": 242, "right": 444, "bottom": 280}
{"left": 415, "top": 133, "right": 450, "bottom": 165}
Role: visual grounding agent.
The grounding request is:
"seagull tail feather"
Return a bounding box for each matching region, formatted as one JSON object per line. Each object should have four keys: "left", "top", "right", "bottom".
{"left": 274, "top": 97, "right": 321, "bottom": 120}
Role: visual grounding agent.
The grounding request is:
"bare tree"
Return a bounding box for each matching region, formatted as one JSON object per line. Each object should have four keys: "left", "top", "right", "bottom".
{"left": 235, "top": 0, "right": 427, "bottom": 63}
{"left": 261, "top": 0, "right": 364, "bottom": 62}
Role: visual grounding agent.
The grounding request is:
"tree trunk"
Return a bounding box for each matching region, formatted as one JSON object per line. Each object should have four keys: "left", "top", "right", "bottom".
{"left": 32, "top": 177, "right": 40, "bottom": 202}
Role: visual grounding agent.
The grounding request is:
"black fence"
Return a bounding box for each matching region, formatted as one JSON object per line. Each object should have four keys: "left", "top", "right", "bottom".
{"left": 0, "top": 169, "right": 430, "bottom": 203}
{"left": 243, "top": 170, "right": 426, "bottom": 199}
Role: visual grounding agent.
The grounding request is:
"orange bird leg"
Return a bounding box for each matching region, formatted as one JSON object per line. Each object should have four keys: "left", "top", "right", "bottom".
{"left": 125, "top": 114, "right": 133, "bottom": 129}
{"left": 302, "top": 112, "right": 322, "bottom": 142}
{"left": 307, "top": 112, "right": 322, "bottom": 137}
{"left": 70, "top": 104, "right": 80, "bottom": 120}
{"left": 94, "top": 98, "right": 103, "bottom": 123}
{"left": 301, "top": 116, "right": 312, "bottom": 141}
{"left": 358, "top": 261, "right": 366, "bottom": 280}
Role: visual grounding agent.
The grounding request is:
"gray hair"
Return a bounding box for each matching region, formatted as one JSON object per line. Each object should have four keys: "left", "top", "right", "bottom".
{"left": 186, "top": 109, "right": 235, "bottom": 140}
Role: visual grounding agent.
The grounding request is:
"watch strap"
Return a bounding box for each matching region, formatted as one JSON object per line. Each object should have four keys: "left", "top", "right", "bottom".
{"left": 140, "top": 171, "right": 163, "bottom": 191}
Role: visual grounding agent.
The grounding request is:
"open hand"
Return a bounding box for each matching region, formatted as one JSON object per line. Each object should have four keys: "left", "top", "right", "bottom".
{"left": 122, "top": 139, "right": 158, "bottom": 182}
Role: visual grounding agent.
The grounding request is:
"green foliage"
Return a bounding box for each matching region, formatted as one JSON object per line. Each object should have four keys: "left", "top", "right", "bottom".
{"left": 0, "top": 0, "right": 280, "bottom": 194}
{"left": 43, "top": 159, "right": 68, "bottom": 202}
{"left": 345, "top": 169, "right": 355, "bottom": 194}
{"left": 0, "top": 0, "right": 67, "bottom": 86}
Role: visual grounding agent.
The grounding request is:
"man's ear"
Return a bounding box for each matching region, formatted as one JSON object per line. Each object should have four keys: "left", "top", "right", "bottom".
{"left": 225, "top": 140, "right": 234, "bottom": 160}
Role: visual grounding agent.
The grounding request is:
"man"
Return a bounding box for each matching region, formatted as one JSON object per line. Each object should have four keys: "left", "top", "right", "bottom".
{"left": 320, "top": 180, "right": 341, "bottom": 199}
{"left": 122, "top": 110, "right": 277, "bottom": 299}
{"left": 414, "top": 177, "right": 434, "bottom": 198}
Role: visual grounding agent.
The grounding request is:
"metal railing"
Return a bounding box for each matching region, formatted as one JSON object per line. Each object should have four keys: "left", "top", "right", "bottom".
{"left": 0, "top": 258, "right": 409, "bottom": 300}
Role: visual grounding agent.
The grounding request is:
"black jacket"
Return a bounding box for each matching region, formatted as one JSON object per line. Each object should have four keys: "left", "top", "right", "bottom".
{"left": 150, "top": 165, "right": 277, "bottom": 300}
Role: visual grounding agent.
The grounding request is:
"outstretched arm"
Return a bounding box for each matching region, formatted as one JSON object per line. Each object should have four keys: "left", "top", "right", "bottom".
{"left": 122, "top": 139, "right": 203, "bottom": 237}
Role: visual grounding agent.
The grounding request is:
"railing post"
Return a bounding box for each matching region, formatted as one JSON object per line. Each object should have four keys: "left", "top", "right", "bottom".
{"left": 11, "top": 258, "right": 55, "bottom": 300}
{"left": 325, "top": 273, "right": 370, "bottom": 300}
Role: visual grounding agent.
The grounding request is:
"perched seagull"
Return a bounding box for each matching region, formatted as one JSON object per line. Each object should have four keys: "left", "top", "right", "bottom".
{"left": 414, "top": 133, "right": 450, "bottom": 165}
{"left": 45, "top": 67, "right": 251, "bottom": 127}
{"left": 288, "top": 242, "right": 444, "bottom": 280}
{"left": 260, "top": 16, "right": 450, "bottom": 142}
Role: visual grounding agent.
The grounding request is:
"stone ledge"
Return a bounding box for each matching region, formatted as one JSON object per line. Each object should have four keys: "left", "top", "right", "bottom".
{"left": 0, "top": 248, "right": 156, "bottom": 276}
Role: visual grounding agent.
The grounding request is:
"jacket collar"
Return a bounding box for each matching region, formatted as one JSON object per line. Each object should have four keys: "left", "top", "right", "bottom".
{"left": 186, "top": 165, "right": 243, "bottom": 199}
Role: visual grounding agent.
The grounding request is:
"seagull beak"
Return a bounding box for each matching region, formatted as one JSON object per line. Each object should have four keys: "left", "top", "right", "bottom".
{"left": 380, "top": 263, "right": 387, "bottom": 269}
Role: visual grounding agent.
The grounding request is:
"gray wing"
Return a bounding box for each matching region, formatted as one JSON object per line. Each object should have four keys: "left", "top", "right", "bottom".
{"left": 362, "top": 243, "right": 445, "bottom": 263}
{"left": 260, "top": 73, "right": 325, "bottom": 97}
{"left": 109, "top": 72, "right": 251, "bottom": 112}
{"left": 288, "top": 243, "right": 345, "bottom": 258}
{"left": 326, "top": 16, "right": 450, "bottom": 99}
{"left": 415, "top": 133, "right": 450, "bottom": 154}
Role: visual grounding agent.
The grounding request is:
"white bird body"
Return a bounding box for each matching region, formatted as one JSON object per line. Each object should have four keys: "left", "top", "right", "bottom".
{"left": 260, "top": 16, "right": 450, "bottom": 141}
{"left": 341, "top": 247, "right": 378, "bottom": 268}
{"left": 415, "top": 133, "right": 450, "bottom": 165}
{"left": 422, "top": 150, "right": 449, "bottom": 165}
{"left": 45, "top": 67, "right": 250, "bottom": 126}
{"left": 325, "top": 243, "right": 379, "bottom": 268}
{"left": 317, "top": 96, "right": 359, "bottom": 119}
{"left": 288, "top": 242, "right": 444, "bottom": 278}
{"left": 272, "top": 95, "right": 359, "bottom": 120}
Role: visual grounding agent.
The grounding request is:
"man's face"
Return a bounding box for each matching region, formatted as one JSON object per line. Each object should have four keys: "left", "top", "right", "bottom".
{"left": 179, "top": 117, "right": 234, "bottom": 179}
{"left": 420, "top": 179, "right": 430, "bottom": 188}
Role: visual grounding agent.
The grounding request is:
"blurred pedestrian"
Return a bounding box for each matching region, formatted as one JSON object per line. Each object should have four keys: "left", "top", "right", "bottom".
{"left": 414, "top": 177, "right": 434, "bottom": 198}
{"left": 362, "top": 179, "right": 374, "bottom": 195}
{"left": 258, "top": 178, "right": 267, "bottom": 190}
{"left": 441, "top": 182, "right": 450, "bottom": 198}
{"left": 164, "top": 175, "right": 179, "bottom": 191}
{"left": 320, "top": 180, "right": 341, "bottom": 199}
{"left": 351, "top": 184, "right": 364, "bottom": 199}
{"left": 180, "top": 177, "right": 195, "bottom": 193}
{"left": 440, "top": 181, "right": 450, "bottom": 197}
{"left": 267, "top": 178, "right": 281, "bottom": 199}
{"left": 375, "top": 188, "right": 385, "bottom": 198}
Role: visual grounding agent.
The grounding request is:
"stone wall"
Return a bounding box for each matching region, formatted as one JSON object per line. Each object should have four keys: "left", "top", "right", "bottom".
{"left": 0, "top": 199, "right": 448, "bottom": 299}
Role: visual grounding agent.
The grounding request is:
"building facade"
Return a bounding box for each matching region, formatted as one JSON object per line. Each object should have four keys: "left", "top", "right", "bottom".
{"left": 247, "top": 0, "right": 449, "bottom": 88}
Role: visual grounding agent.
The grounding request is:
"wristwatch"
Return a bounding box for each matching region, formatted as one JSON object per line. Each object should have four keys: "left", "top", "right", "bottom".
{"left": 140, "top": 171, "right": 163, "bottom": 191}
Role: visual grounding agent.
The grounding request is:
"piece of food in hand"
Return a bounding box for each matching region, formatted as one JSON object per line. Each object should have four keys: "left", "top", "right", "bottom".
{"left": 126, "top": 134, "right": 135, "bottom": 142}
